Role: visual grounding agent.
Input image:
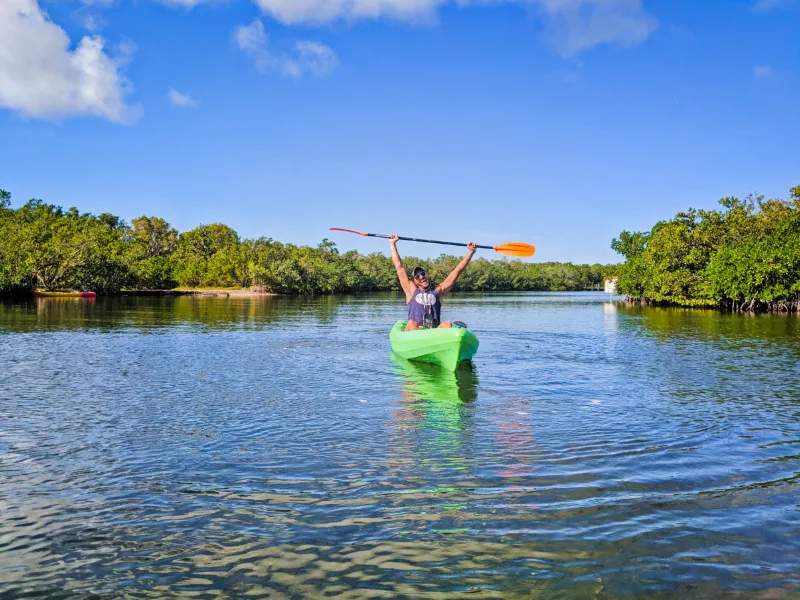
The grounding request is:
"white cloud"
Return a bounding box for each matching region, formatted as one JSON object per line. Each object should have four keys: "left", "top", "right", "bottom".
{"left": 117, "top": 37, "right": 138, "bottom": 61}
{"left": 534, "top": 0, "right": 657, "bottom": 56}
{"left": 81, "top": 13, "right": 105, "bottom": 32}
{"left": 169, "top": 88, "right": 198, "bottom": 108}
{"left": 252, "top": 0, "right": 448, "bottom": 24}
{"left": 753, "top": 65, "right": 773, "bottom": 79}
{"left": 248, "top": 0, "right": 657, "bottom": 56}
{"left": 753, "top": 0, "right": 796, "bottom": 10}
{"left": 157, "top": 0, "right": 655, "bottom": 56}
{"left": 0, "top": 0, "right": 140, "bottom": 123}
{"left": 295, "top": 41, "right": 339, "bottom": 76}
{"left": 156, "top": 0, "right": 227, "bottom": 7}
{"left": 235, "top": 18, "right": 269, "bottom": 56}
{"left": 234, "top": 19, "right": 339, "bottom": 77}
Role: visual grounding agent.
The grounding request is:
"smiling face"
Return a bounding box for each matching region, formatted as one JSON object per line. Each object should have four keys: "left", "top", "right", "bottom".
{"left": 414, "top": 270, "right": 431, "bottom": 289}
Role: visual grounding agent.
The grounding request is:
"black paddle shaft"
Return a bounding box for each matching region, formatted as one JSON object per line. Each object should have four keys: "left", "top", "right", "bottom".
{"left": 367, "top": 233, "right": 493, "bottom": 250}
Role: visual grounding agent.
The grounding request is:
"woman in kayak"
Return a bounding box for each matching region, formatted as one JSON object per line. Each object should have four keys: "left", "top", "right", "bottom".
{"left": 389, "top": 233, "right": 477, "bottom": 331}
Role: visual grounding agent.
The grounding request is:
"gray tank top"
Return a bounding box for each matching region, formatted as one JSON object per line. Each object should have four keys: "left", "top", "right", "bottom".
{"left": 408, "top": 288, "right": 441, "bottom": 328}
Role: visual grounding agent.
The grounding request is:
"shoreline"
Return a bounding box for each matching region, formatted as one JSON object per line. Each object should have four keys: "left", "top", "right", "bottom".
{"left": 130, "top": 289, "right": 278, "bottom": 298}
{"left": 622, "top": 296, "right": 800, "bottom": 314}
{"left": 13, "top": 288, "right": 613, "bottom": 299}
{"left": 26, "top": 289, "right": 279, "bottom": 299}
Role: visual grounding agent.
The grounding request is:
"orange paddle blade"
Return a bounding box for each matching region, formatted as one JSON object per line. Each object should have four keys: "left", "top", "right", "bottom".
{"left": 494, "top": 242, "right": 536, "bottom": 257}
{"left": 329, "top": 227, "right": 368, "bottom": 236}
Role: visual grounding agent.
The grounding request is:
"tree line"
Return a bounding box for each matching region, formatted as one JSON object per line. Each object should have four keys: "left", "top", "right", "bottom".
{"left": 0, "top": 189, "right": 616, "bottom": 296}
{"left": 611, "top": 185, "right": 800, "bottom": 312}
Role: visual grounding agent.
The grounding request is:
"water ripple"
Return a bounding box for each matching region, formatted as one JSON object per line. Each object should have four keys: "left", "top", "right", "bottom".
{"left": 1, "top": 294, "right": 798, "bottom": 598}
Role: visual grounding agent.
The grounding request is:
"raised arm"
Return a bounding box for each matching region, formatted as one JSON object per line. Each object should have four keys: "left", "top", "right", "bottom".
{"left": 390, "top": 234, "right": 417, "bottom": 301}
{"left": 436, "top": 242, "right": 477, "bottom": 296}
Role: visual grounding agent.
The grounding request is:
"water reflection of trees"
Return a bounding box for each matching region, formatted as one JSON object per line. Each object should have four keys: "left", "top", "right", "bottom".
{"left": 614, "top": 302, "right": 800, "bottom": 346}
{"left": 0, "top": 295, "right": 364, "bottom": 333}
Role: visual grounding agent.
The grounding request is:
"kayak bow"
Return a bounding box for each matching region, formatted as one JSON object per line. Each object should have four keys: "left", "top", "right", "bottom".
{"left": 389, "top": 320, "right": 479, "bottom": 371}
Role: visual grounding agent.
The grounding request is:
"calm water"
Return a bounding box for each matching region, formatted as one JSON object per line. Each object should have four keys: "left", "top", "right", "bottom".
{"left": 1, "top": 293, "right": 798, "bottom": 599}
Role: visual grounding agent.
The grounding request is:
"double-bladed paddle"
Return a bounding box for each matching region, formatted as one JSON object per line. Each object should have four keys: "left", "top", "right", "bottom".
{"left": 329, "top": 228, "right": 535, "bottom": 258}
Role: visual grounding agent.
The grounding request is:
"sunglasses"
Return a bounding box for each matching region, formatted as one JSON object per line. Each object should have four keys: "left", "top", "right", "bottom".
{"left": 414, "top": 271, "right": 428, "bottom": 280}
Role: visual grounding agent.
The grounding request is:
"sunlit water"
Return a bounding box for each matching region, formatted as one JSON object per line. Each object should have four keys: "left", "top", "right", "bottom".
{"left": 1, "top": 293, "right": 798, "bottom": 599}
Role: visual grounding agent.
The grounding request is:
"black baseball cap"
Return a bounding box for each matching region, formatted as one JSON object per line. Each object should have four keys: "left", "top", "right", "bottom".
{"left": 413, "top": 266, "right": 427, "bottom": 278}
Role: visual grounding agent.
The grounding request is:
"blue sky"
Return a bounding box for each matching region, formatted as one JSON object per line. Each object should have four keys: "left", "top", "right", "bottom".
{"left": 1, "top": 0, "right": 797, "bottom": 264}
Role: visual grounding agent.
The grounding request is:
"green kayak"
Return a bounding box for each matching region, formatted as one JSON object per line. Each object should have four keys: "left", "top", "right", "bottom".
{"left": 389, "top": 320, "right": 479, "bottom": 371}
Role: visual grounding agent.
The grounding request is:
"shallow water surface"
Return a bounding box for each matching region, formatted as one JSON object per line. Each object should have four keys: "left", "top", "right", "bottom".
{"left": 1, "top": 293, "right": 799, "bottom": 598}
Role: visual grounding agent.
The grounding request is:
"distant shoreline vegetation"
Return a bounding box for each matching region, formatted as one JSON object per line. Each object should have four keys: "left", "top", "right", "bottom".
{"left": 0, "top": 189, "right": 616, "bottom": 297}
{"left": 612, "top": 185, "right": 800, "bottom": 313}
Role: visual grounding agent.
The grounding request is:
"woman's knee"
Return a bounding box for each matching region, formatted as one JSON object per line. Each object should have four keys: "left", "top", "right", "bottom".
{"left": 405, "top": 320, "right": 420, "bottom": 331}
{"left": 438, "top": 321, "right": 453, "bottom": 328}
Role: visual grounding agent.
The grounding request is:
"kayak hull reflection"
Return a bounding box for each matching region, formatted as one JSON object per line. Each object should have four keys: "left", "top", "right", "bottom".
{"left": 391, "top": 353, "right": 478, "bottom": 404}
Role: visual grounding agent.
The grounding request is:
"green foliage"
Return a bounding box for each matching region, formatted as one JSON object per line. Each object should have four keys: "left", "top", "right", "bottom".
{"left": 174, "top": 223, "right": 240, "bottom": 287}
{"left": 611, "top": 230, "right": 650, "bottom": 260}
{"left": 132, "top": 216, "right": 179, "bottom": 258}
{"left": 0, "top": 188, "right": 618, "bottom": 296}
{"left": 70, "top": 217, "right": 133, "bottom": 294}
{"left": 612, "top": 186, "right": 800, "bottom": 311}
{"left": 13, "top": 200, "right": 97, "bottom": 291}
{"left": 130, "top": 256, "right": 178, "bottom": 290}
{"left": 178, "top": 223, "right": 239, "bottom": 260}
{"left": 0, "top": 189, "right": 31, "bottom": 295}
